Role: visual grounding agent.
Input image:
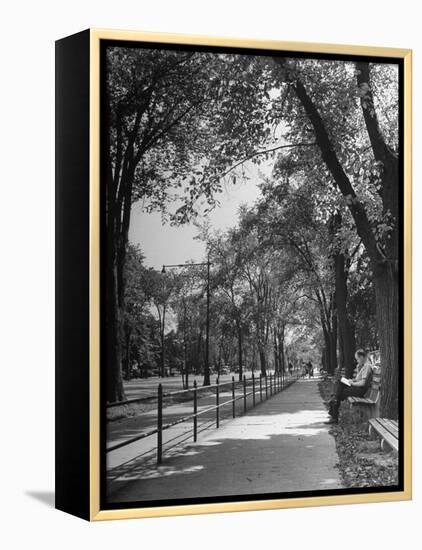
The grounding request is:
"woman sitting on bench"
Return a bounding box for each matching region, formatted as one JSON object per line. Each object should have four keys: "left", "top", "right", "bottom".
{"left": 326, "top": 349, "right": 373, "bottom": 424}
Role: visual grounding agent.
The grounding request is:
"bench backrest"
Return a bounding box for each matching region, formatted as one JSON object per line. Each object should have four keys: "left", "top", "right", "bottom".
{"left": 366, "top": 366, "right": 381, "bottom": 401}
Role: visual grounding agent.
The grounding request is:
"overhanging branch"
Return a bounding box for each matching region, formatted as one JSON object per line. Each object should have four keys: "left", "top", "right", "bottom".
{"left": 220, "top": 142, "right": 317, "bottom": 180}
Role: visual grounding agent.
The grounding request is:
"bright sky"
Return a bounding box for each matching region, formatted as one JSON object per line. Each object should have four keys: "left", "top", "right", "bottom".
{"left": 129, "top": 165, "right": 265, "bottom": 269}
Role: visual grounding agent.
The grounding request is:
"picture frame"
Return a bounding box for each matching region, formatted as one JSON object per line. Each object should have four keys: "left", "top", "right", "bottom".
{"left": 55, "top": 28, "right": 412, "bottom": 521}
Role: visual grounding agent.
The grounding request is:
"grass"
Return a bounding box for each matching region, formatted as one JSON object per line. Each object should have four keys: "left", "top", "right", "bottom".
{"left": 106, "top": 386, "right": 219, "bottom": 422}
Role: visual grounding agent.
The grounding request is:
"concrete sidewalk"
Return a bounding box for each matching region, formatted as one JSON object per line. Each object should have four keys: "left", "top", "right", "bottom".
{"left": 107, "top": 378, "right": 342, "bottom": 503}
{"left": 107, "top": 372, "right": 298, "bottom": 470}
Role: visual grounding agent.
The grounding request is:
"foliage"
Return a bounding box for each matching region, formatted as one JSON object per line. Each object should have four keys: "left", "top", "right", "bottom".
{"left": 107, "top": 47, "right": 399, "bottom": 416}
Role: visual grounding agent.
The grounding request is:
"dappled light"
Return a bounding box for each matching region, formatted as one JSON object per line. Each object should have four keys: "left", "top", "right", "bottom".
{"left": 107, "top": 380, "right": 342, "bottom": 502}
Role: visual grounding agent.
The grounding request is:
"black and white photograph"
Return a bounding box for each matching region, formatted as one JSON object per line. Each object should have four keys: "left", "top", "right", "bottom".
{"left": 102, "top": 40, "right": 403, "bottom": 508}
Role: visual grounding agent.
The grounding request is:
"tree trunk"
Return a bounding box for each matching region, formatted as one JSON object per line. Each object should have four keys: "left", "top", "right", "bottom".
{"left": 330, "top": 317, "right": 338, "bottom": 374}
{"left": 278, "top": 327, "right": 285, "bottom": 372}
{"left": 123, "top": 326, "right": 132, "bottom": 380}
{"left": 273, "top": 329, "right": 278, "bottom": 373}
{"left": 105, "top": 254, "right": 125, "bottom": 402}
{"left": 258, "top": 342, "right": 267, "bottom": 377}
{"left": 237, "top": 323, "right": 243, "bottom": 381}
{"left": 321, "top": 347, "right": 328, "bottom": 373}
{"left": 335, "top": 253, "right": 356, "bottom": 377}
{"left": 322, "top": 324, "right": 337, "bottom": 376}
{"left": 374, "top": 263, "right": 399, "bottom": 418}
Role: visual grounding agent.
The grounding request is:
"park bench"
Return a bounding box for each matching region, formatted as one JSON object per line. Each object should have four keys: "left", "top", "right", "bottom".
{"left": 368, "top": 417, "right": 399, "bottom": 453}
{"left": 347, "top": 366, "right": 381, "bottom": 420}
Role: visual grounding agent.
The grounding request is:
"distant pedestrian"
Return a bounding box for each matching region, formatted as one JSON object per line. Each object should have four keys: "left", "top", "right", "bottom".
{"left": 307, "top": 361, "right": 314, "bottom": 378}
{"left": 288, "top": 362, "right": 293, "bottom": 376}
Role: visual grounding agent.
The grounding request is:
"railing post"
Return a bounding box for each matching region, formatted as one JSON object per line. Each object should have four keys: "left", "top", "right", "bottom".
{"left": 265, "top": 374, "right": 268, "bottom": 399}
{"left": 260, "top": 373, "right": 263, "bottom": 402}
{"left": 243, "top": 376, "right": 247, "bottom": 412}
{"left": 271, "top": 373, "right": 273, "bottom": 396}
{"left": 216, "top": 377, "right": 220, "bottom": 428}
{"left": 157, "top": 383, "right": 163, "bottom": 465}
{"left": 232, "top": 375, "right": 236, "bottom": 418}
{"left": 193, "top": 380, "right": 198, "bottom": 442}
{"left": 252, "top": 373, "right": 256, "bottom": 407}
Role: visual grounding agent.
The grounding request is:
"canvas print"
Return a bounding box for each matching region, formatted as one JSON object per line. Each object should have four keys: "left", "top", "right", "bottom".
{"left": 101, "top": 41, "right": 403, "bottom": 508}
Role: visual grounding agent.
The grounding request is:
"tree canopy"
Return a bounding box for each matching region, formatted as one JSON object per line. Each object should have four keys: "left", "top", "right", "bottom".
{"left": 104, "top": 45, "right": 400, "bottom": 418}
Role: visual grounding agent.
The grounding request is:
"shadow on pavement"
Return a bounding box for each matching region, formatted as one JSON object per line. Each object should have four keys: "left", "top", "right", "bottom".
{"left": 107, "top": 380, "right": 341, "bottom": 504}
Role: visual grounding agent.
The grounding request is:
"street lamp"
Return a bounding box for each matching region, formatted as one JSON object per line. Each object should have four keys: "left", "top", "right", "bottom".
{"left": 162, "top": 256, "right": 212, "bottom": 386}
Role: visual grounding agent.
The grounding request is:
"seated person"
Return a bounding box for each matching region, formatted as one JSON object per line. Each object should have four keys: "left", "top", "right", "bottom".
{"left": 326, "top": 349, "right": 373, "bottom": 424}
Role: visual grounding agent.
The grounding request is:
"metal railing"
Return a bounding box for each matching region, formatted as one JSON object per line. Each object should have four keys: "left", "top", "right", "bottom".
{"left": 106, "top": 369, "right": 301, "bottom": 470}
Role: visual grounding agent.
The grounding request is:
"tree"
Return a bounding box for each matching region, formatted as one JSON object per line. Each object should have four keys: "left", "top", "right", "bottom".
{"left": 271, "top": 58, "right": 399, "bottom": 417}
{"left": 121, "top": 245, "right": 151, "bottom": 379}
{"left": 210, "top": 231, "right": 253, "bottom": 380}
{"left": 104, "top": 48, "right": 273, "bottom": 401}
{"left": 254, "top": 179, "right": 339, "bottom": 374}
{"left": 107, "top": 48, "right": 400, "bottom": 417}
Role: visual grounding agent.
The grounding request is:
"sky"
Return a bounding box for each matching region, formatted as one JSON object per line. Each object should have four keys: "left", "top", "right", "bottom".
{"left": 129, "top": 164, "right": 266, "bottom": 270}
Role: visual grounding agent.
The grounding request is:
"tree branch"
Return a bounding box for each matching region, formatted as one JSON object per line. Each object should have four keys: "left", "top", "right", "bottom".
{"left": 220, "top": 142, "right": 317, "bottom": 180}
{"left": 273, "top": 57, "right": 383, "bottom": 264}
{"left": 356, "top": 62, "right": 398, "bottom": 165}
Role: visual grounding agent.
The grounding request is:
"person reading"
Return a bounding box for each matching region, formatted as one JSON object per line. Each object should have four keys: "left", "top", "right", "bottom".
{"left": 326, "top": 349, "right": 373, "bottom": 424}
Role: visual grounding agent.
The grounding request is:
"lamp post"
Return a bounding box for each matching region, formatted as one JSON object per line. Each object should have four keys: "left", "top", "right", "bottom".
{"left": 162, "top": 256, "right": 212, "bottom": 386}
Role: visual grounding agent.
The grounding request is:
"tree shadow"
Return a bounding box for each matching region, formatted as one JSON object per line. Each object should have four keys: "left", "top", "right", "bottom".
{"left": 106, "top": 386, "right": 341, "bottom": 504}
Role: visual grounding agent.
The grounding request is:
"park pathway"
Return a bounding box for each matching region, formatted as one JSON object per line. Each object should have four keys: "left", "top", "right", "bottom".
{"left": 107, "top": 377, "right": 342, "bottom": 503}
{"left": 107, "top": 372, "right": 297, "bottom": 470}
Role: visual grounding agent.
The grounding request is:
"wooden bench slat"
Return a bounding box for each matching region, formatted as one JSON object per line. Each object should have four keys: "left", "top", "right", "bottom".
{"left": 348, "top": 366, "right": 381, "bottom": 419}
{"left": 379, "top": 429, "right": 398, "bottom": 452}
{"left": 369, "top": 418, "right": 399, "bottom": 452}
{"left": 350, "top": 397, "right": 376, "bottom": 404}
{"left": 384, "top": 419, "right": 399, "bottom": 431}
{"left": 380, "top": 419, "right": 399, "bottom": 437}
{"left": 377, "top": 418, "right": 398, "bottom": 434}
